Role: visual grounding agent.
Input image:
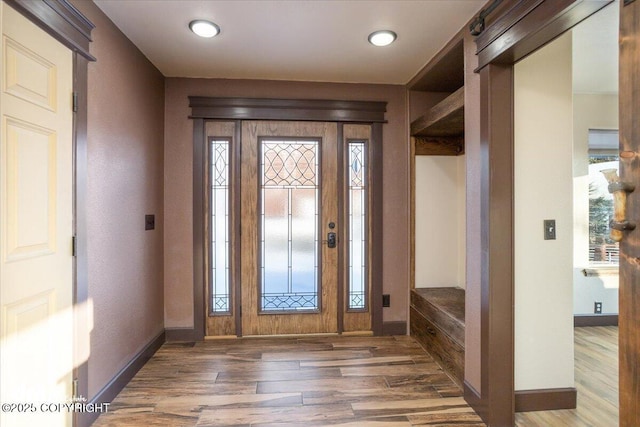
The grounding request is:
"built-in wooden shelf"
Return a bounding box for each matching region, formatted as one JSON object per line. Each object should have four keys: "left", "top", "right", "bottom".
{"left": 411, "top": 87, "right": 464, "bottom": 138}
{"left": 408, "top": 29, "right": 465, "bottom": 156}
{"left": 414, "top": 136, "right": 464, "bottom": 156}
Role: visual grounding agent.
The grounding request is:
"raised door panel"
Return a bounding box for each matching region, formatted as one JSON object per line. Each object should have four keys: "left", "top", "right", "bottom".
{"left": 5, "top": 118, "right": 57, "bottom": 260}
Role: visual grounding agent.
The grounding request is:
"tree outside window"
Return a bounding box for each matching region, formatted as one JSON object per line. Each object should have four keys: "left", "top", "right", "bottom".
{"left": 588, "top": 153, "right": 618, "bottom": 264}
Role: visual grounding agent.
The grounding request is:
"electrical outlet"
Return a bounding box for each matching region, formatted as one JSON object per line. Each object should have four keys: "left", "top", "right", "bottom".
{"left": 382, "top": 294, "right": 390, "bottom": 307}
{"left": 594, "top": 301, "right": 603, "bottom": 314}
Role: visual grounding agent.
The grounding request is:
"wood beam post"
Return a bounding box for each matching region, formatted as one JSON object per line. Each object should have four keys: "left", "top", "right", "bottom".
{"left": 619, "top": 1, "right": 640, "bottom": 425}
{"left": 479, "top": 63, "right": 514, "bottom": 427}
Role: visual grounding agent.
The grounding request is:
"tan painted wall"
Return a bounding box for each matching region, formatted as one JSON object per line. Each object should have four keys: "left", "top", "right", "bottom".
{"left": 514, "top": 33, "right": 574, "bottom": 390}
{"left": 71, "top": 1, "right": 165, "bottom": 399}
{"left": 164, "top": 78, "right": 409, "bottom": 328}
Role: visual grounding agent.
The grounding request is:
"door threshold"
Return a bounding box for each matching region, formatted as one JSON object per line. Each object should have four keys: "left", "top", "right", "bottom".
{"left": 240, "top": 333, "right": 341, "bottom": 339}
{"left": 204, "top": 335, "right": 239, "bottom": 340}
{"left": 341, "top": 331, "right": 374, "bottom": 336}
{"left": 205, "top": 331, "right": 374, "bottom": 339}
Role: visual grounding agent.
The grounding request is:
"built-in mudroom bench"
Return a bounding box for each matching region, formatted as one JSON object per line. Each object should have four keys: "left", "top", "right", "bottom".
{"left": 410, "top": 287, "right": 465, "bottom": 387}
{"left": 408, "top": 26, "right": 467, "bottom": 389}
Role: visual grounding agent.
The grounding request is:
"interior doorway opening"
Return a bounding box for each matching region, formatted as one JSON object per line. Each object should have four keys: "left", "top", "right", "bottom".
{"left": 513, "top": 2, "right": 619, "bottom": 423}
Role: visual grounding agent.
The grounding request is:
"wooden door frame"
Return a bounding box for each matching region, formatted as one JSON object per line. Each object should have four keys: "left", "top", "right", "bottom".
{"left": 466, "top": 0, "right": 612, "bottom": 425}
{"left": 1, "top": 0, "right": 94, "bottom": 426}
{"left": 618, "top": 1, "right": 640, "bottom": 424}
{"left": 189, "top": 97, "right": 386, "bottom": 339}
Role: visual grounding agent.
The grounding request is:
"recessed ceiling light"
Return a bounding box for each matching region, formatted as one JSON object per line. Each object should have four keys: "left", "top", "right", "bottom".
{"left": 368, "top": 30, "right": 397, "bottom": 47}
{"left": 189, "top": 20, "right": 220, "bottom": 38}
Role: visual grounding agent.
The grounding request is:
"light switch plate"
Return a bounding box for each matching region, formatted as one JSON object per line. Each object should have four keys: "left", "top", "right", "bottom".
{"left": 544, "top": 219, "right": 556, "bottom": 240}
{"left": 145, "top": 214, "right": 155, "bottom": 231}
{"left": 382, "top": 294, "right": 390, "bottom": 307}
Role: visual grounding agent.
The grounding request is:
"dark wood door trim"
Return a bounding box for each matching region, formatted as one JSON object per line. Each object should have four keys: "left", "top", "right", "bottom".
{"left": 190, "top": 98, "right": 387, "bottom": 339}
{"left": 233, "top": 120, "right": 243, "bottom": 337}
{"left": 73, "top": 52, "right": 91, "bottom": 427}
{"left": 192, "top": 118, "right": 207, "bottom": 340}
{"left": 469, "top": 0, "right": 612, "bottom": 425}
{"left": 475, "top": 0, "right": 612, "bottom": 70}
{"left": 189, "top": 97, "right": 388, "bottom": 123}
{"left": 3, "top": 0, "right": 95, "bottom": 60}
{"left": 477, "top": 63, "right": 515, "bottom": 426}
{"left": 370, "top": 122, "right": 384, "bottom": 336}
{"left": 475, "top": 0, "right": 545, "bottom": 54}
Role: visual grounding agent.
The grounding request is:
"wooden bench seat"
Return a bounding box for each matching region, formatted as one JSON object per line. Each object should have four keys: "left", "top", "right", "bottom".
{"left": 410, "top": 287, "right": 465, "bottom": 387}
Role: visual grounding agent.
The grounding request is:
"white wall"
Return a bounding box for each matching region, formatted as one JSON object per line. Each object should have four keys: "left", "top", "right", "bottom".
{"left": 415, "top": 155, "right": 466, "bottom": 288}
{"left": 572, "top": 93, "right": 619, "bottom": 314}
{"left": 514, "top": 33, "right": 574, "bottom": 391}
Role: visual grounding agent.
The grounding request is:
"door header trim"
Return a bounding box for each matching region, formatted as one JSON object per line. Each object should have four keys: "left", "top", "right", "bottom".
{"left": 4, "top": 0, "right": 96, "bottom": 61}
{"left": 474, "top": 0, "right": 612, "bottom": 70}
{"left": 189, "top": 97, "right": 388, "bottom": 123}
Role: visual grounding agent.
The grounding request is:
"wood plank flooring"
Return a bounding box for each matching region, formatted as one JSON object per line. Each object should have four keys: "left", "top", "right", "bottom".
{"left": 516, "top": 326, "right": 619, "bottom": 426}
{"left": 92, "top": 335, "right": 484, "bottom": 426}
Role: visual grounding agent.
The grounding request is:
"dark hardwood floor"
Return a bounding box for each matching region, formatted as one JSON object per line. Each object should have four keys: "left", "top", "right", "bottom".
{"left": 92, "top": 335, "right": 484, "bottom": 426}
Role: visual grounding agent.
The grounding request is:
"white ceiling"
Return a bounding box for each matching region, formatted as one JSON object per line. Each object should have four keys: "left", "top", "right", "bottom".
{"left": 94, "top": 0, "right": 486, "bottom": 85}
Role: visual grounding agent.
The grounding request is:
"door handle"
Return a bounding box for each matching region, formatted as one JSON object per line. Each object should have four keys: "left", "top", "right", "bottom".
{"left": 327, "top": 232, "right": 337, "bottom": 248}
{"left": 601, "top": 168, "right": 636, "bottom": 241}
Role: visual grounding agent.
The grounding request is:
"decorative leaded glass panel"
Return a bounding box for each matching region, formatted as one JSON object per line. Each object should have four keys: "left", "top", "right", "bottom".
{"left": 348, "top": 141, "right": 367, "bottom": 310}
{"left": 210, "top": 139, "right": 230, "bottom": 314}
{"left": 260, "top": 140, "right": 319, "bottom": 311}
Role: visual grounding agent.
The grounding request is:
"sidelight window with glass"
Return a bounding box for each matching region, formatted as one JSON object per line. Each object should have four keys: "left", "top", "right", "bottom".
{"left": 347, "top": 140, "right": 368, "bottom": 311}
{"left": 209, "top": 138, "right": 231, "bottom": 314}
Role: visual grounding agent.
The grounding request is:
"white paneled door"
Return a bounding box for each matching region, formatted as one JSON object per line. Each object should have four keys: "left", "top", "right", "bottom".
{"left": 0, "top": 4, "right": 74, "bottom": 426}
